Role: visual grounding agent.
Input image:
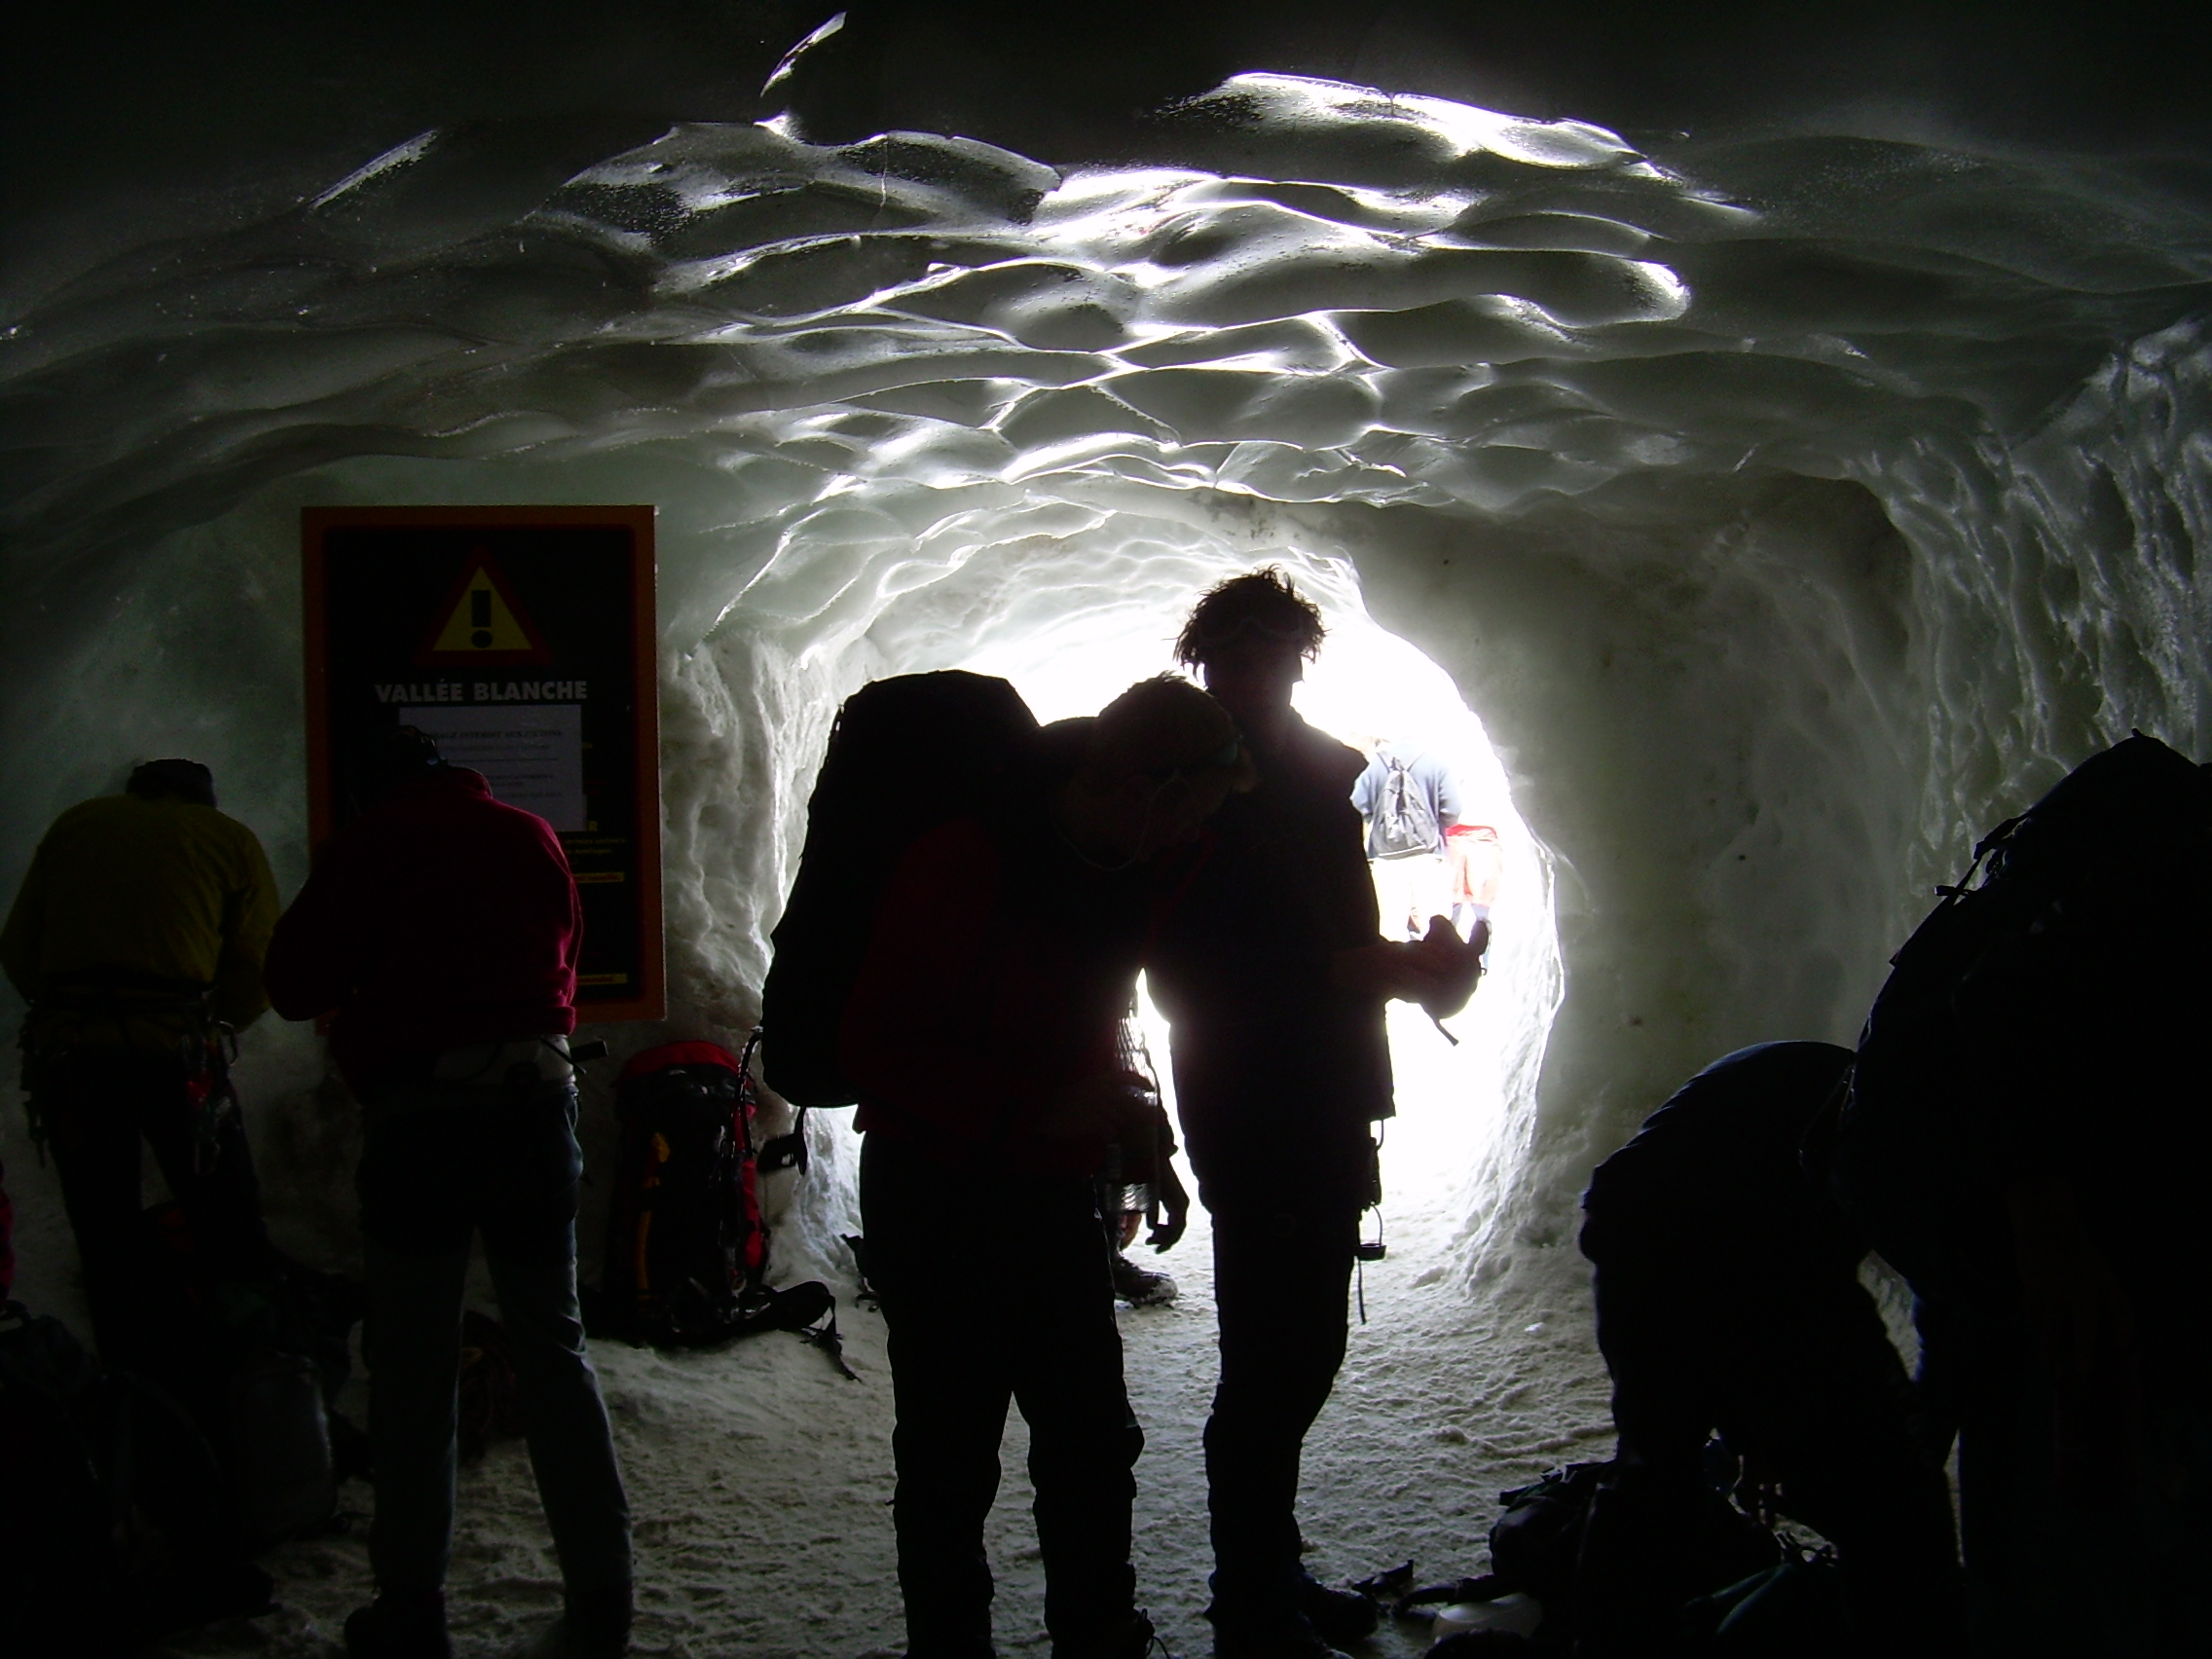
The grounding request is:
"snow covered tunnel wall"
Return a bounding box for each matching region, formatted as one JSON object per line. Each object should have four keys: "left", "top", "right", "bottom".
{"left": 3, "top": 76, "right": 2208, "bottom": 1315}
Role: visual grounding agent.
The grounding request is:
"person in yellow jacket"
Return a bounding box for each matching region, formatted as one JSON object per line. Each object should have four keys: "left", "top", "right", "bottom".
{"left": 2, "top": 757, "right": 279, "bottom": 1363}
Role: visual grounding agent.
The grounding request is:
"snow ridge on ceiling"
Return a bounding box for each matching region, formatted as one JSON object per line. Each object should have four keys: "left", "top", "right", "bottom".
{"left": 6, "top": 72, "right": 2206, "bottom": 621}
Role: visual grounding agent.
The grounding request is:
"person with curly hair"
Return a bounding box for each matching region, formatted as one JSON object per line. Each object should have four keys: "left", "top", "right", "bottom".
{"left": 1148, "top": 571, "right": 1486, "bottom": 1659}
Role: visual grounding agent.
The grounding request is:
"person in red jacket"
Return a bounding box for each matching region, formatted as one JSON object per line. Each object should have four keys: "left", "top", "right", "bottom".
{"left": 843, "top": 676, "right": 1252, "bottom": 1659}
{"left": 266, "top": 728, "right": 631, "bottom": 1659}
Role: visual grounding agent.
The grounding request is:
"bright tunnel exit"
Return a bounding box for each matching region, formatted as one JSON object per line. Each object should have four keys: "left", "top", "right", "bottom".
{"left": 916, "top": 544, "right": 1565, "bottom": 1254}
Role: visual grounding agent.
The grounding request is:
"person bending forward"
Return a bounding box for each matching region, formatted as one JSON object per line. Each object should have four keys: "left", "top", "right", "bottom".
{"left": 2, "top": 757, "right": 277, "bottom": 1370}
{"left": 842, "top": 678, "right": 1249, "bottom": 1659}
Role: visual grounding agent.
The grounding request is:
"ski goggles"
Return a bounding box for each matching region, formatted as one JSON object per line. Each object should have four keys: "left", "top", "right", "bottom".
{"left": 1187, "top": 612, "right": 1314, "bottom": 648}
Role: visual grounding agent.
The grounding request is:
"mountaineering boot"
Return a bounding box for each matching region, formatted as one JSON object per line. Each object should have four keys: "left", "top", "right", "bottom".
{"left": 343, "top": 1588, "right": 453, "bottom": 1659}
{"left": 521, "top": 1581, "right": 634, "bottom": 1657}
{"left": 1297, "top": 1577, "right": 1377, "bottom": 1647}
{"left": 1209, "top": 1607, "right": 1352, "bottom": 1659}
{"left": 1108, "top": 1253, "right": 1178, "bottom": 1308}
{"left": 1051, "top": 1606, "right": 1161, "bottom": 1659}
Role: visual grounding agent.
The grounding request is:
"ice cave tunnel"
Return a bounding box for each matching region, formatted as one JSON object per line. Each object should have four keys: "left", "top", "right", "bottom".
{"left": 2, "top": 8, "right": 2208, "bottom": 1655}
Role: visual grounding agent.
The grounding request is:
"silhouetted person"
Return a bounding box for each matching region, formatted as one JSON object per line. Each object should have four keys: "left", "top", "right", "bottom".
{"left": 1948, "top": 900, "right": 2210, "bottom": 1657}
{"left": 2, "top": 757, "right": 277, "bottom": 1366}
{"left": 1147, "top": 571, "right": 1484, "bottom": 1659}
{"left": 1352, "top": 739, "right": 1461, "bottom": 940}
{"left": 265, "top": 728, "right": 631, "bottom": 1659}
{"left": 1839, "top": 744, "right": 2212, "bottom": 1657}
{"left": 1444, "top": 821, "right": 1504, "bottom": 940}
{"left": 1576, "top": 1042, "right": 1961, "bottom": 1657}
{"left": 843, "top": 678, "right": 1250, "bottom": 1659}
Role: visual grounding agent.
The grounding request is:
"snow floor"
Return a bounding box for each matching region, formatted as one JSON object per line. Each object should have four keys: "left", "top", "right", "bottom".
{"left": 154, "top": 1190, "right": 1610, "bottom": 1659}
{"left": 0, "top": 986, "right": 1608, "bottom": 1659}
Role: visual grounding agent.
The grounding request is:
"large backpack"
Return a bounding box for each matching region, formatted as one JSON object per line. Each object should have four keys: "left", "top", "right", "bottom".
{"left": 0, "top": 1302, "right": 274, "bottom": 1656}
{"left": 1837, "top": 731, "right": 2206, "bottom": 1253}
{"left": 134, "top": 1202, "right": 356, "bottom": 1543}
{"left": 760, "top": 670, "right": 1039, "bottom": 1108}
{"left": 1374, "top": 751, "right": 1441, "bottom": 859}
{"left": 1387, "top": 1457, "right": 1781, "bottom": 1655}
{"left": 597, "top": 1036, "right": 834, "bottom": 1351}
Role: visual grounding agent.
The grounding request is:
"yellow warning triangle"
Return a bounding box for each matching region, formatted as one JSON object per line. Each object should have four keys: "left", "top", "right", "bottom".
{"left": 429, "top": 562, "right": 537, "bottom": 654}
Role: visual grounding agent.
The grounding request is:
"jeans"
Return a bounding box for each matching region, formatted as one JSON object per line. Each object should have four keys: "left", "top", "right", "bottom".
{"left": 861, "top": 1132, "right": 1142, "bottom": 1657}
{"left": 1914, "top": 1250, "right": 2211, "bottom": 1658}
{"left": 1204, "top": 1203, "right": 1361, "bottom": 1621}
{"left": 40, "top": 1047, "right": 270, "bottom": 1369}
{"left": 355, "top": 1080, "right": 631, "bottom": 1601}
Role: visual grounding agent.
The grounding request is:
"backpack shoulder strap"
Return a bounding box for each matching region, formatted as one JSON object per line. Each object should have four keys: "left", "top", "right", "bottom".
{"left": 746, "top": 1027, "right": 811, "bottom": 1175}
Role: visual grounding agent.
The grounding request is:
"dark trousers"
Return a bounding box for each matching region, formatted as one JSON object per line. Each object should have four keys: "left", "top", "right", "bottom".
{"left": 356, "top": 1082, "right": 631, "bottom": 1601}
{"left": 1203, "top": 1203, "right": 1361, "bottom": 1619}
{"left": 860, "top": 1132, "right": 1142, "bottom": 1657}
{"left": 1584, "top": 1251, "right": 1961, "bottom": 1655}
{"left": 1913, "top": 1261, "right": 2211, "bottom": 1657}
{"left": 40, "top": 1047, "right": 269, "bottom": 1368}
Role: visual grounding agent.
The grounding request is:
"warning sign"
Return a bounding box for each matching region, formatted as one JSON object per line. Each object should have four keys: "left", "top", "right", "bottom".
{"left": 400, "top": 703, "right": 585, "bottom": 831}
{"left": 419, "top": 553, "right": 552, "bottom": 665}
{"left": 302, "top": 505, "right": 663, "bottom": 1022}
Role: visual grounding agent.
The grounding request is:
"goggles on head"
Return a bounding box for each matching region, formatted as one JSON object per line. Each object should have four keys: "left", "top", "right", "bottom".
{"left": 1191, "top": 612, "right": 1313, "bottom": 648}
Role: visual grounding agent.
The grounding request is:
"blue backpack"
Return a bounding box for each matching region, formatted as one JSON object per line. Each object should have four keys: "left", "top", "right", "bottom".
{"left": 1373, "top": 752, "right": 1441, "bottom": 858}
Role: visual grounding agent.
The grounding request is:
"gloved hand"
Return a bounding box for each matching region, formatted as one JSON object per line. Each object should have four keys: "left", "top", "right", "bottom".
{"left": 1331, "top": 916, "right": 1489, "bottom": 1014}
{"left": 1414, "top": 914, "right": 1488, "bottom": 1020}
{"left": 1148, "top": 1155, "right": 1191, "bottom": 1253}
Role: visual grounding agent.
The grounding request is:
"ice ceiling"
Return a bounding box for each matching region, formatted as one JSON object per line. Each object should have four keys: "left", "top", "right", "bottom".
{"left": 4, "top": 71, "right": 2208, "bottom": 1292}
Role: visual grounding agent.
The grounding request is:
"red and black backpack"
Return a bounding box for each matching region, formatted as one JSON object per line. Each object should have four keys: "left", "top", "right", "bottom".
{"left": 598, "top": 1034, "right": 833, "bottom": 1352}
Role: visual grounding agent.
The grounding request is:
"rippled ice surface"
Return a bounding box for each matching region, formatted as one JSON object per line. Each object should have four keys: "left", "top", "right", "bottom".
{"left": 10, "top": 72, "right": 2206, "bottom": 608}
{"left": 9, "top": 68, "right": 2205, "bottom": 1174}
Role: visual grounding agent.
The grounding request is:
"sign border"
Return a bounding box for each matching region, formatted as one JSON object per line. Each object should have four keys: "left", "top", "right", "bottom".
{"left": 301, "top": 503, "right": 664, "bottom": 1025}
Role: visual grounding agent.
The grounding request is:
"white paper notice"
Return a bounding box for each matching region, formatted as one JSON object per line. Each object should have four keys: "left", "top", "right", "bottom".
{"left": 400, "top": 704, "right": 585, "bottom": 831}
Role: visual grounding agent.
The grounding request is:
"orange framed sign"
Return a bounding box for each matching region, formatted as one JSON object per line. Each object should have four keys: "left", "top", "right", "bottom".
{"left": 302, "top": 505, "right": 664, "bottom": 1023}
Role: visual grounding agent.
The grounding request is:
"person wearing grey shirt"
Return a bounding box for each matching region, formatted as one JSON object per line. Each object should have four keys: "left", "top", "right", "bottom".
{"left": 1351, "top": 742, "right": 1461, "bottom": 940}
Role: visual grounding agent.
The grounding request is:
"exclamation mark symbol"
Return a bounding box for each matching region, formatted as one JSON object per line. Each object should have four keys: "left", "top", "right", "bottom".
{"left": 470, "top": 585, "right": 493, "bottom": 649}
